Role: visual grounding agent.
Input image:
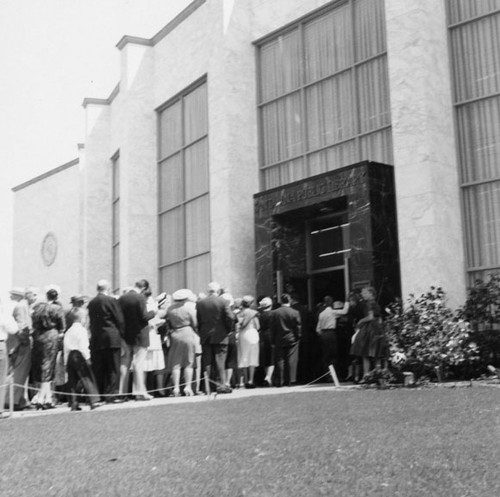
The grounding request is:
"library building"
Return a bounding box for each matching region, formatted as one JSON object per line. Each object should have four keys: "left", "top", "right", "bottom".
{"left": 12, "top": 0, "right": 500, "bottom": 316}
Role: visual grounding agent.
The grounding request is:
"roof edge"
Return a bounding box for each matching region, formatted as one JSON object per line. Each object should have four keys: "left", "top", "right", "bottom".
{"left": 116, "top": 35, "right": 153, "bottom": 51}
{"left": 12, "top": 158, "right": 79, "bottom": 192}
{"left": 151, "top": 0, "right": 207, "bottom": 46}
{"left": 82, "top": 83, "right": 120, "bottom": 108}
{"left": 115, "top": 0, "right": 207, "bottom": 51}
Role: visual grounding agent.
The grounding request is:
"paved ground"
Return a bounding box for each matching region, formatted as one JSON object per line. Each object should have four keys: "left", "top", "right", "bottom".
{"left": 4, "top": 378, "right": 498, "bottom": 420}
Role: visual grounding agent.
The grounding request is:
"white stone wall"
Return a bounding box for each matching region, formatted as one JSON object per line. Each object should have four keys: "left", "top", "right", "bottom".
{"left": 385, "top": 0, "right": 466, "bottom": 307}
{"left": 12, "top": 163, "right": 81, "bottom": 303}
{"left": 81, "top": 103, "right": 113, "bottom": 296}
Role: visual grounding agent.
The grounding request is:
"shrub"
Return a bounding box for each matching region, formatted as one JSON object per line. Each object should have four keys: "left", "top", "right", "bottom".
{"left": 384, "top": 287, "right": 480, "bottom": 381}
{"left": 460, "top": 275, "right": 500, "bottom": 369}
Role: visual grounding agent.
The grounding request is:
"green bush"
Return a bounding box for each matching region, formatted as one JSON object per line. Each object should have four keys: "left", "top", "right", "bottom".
{"left": 385, "top": 287, "right": 480, "bottom": 381}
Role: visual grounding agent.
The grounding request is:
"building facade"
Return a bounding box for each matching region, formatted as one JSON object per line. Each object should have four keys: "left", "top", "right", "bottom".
{"left": 12, "top": 0, "right": 500, "bottom": 309}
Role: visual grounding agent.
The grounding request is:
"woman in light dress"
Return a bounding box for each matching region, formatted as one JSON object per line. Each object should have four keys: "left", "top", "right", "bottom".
{"left": 144, "top": 290, "right": 166, "bottom": 396}
{"left": 165, "top": 289, "right": 199, "bottom": 397}
{"left": 236, "top": 295, "right": 260, "bottom": 389}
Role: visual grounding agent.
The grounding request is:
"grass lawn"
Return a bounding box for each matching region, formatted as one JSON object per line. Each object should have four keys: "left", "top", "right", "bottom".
{"left": 0, "top": 386, "right": 499, "bottom": 496}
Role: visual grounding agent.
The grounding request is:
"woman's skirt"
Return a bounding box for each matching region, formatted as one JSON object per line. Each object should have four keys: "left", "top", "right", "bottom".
{"left": 259, "top": 330, "right": 275, "bottom": 368}
{"left": 237, "top": 328, "right": 260, "bottom": 368}
{"left": 31, "top": 328, "right": 59, "bottom": 383}
{"left": 145, "top": 329, "right": 165, "bottom": 372}
{"left": 350, "top": 320, "right": 389, "bottom": 359}
{"left": 166, "top": 327, "right": 198, "bottom": 371}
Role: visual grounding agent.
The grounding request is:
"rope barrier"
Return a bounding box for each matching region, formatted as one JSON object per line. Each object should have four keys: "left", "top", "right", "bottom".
{"left": 1, "top": 368, "right": 345, "bottom": 416}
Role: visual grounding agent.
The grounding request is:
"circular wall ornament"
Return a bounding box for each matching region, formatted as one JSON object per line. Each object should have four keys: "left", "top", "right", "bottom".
{"left": 41, "top": 232, "right": 58, "bottom": 266}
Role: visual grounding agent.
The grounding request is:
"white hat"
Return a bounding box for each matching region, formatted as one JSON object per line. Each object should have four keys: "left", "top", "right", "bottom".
{"left": 9, "top": 287, "right": 25, "bottom": 299}
{"left": 259, "top": 297, "right": 273, "bottom": 309}
{"left": 172, "top": 289, "right": 193, "bottom": 301}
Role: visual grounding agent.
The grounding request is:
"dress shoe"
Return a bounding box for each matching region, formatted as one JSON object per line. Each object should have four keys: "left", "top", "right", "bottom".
{"left": 245, "top": 383, "right": 256, "bottom": 389}
{"left": 105, "top": 398, "right": 125, "bottom": 404}
{"left": 216, "top": 385, "right": 232, "bottom": 394}
{"left": 135, "top": 394, "right": 153, "bottom": 401}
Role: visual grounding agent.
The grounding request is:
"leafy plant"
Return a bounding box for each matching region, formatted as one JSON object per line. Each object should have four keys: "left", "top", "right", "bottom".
{"left": 458, "top": 275, "right": 500, "bottom": 371}
{"left": 460, "top": 274, "right": 500, "bottom": 330}
{"left": 384, "top": 287, "right": 480, "bottom": 381}
{"left": 360, "top": 367, "right": 395, "bottom": 387}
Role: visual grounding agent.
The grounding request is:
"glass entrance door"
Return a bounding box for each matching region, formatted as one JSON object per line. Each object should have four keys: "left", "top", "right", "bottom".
{"left": 306, "top": 213, "right": 350, "bottom": 308}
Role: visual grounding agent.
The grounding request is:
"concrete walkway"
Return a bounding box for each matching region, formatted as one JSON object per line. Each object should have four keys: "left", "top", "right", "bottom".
{"left": 4, "top": 377, "right": 498, "bottom": 420}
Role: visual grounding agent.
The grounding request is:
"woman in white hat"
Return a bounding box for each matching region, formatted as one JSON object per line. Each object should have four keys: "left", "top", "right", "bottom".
{"left": 236, "top": 296, "right": 260, "bottom": 388}
{"left": 165, "top": 289, "right": 198, "bottom": 396}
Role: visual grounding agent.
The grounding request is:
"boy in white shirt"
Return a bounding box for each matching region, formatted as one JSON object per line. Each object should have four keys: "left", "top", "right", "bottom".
{"left": 64, "top": 308, "right": 100, "bottom": 411}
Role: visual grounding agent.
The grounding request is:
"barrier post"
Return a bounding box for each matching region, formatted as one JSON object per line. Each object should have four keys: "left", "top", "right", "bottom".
{"left": 9, "top": 379, "right": 14, "bottom": 416}
{"left": 204, "top": 373, "right": 210, "bottom": 398}
{"left": 328, "top": 365, "right": 340, "bottom": 387}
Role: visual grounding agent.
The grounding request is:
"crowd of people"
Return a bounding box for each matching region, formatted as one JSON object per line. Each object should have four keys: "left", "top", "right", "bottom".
{"left": 0, "top": 278, "right": 390, "bottom": 416}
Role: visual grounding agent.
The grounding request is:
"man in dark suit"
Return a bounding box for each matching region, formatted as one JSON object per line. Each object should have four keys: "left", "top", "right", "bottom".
{"left": 118, "top": 279, "right": 155, "bottom": 400}
{"left": 271, "top": 293, "right": 302, "bottom": 387}
{"left": 87, "top": 280, "right": 124, "bottom": 403}
{"left": 196, "top": 281, "right": 235, "bottom": 394}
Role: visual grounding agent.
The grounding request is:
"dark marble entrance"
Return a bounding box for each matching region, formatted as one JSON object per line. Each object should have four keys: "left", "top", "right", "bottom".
{"left": 253, "top": 161, "right": 401, "bottom": 309}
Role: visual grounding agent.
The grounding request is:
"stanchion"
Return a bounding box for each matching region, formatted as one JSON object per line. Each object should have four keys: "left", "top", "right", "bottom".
{"left": 328, "top": 365, "right": 340, "bottom": 387}
{"left": 9, "top": 379, "right": 14, "bottom": 416}
{"left": 204, "top": 373, "right": 210, "bottom": 398}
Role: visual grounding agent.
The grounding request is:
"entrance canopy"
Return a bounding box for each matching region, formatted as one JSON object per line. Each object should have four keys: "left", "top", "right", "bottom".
{"left": 253, "top": 161, "right": 400, "bottom": 308}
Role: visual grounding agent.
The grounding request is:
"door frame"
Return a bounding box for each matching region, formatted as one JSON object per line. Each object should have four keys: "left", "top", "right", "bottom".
{"left": 305, "top": 212, "right": 350, "bottom": 309}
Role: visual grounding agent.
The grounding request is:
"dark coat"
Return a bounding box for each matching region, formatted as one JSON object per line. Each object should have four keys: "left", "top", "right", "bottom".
{"left": 118, "top": 291, "right": 155, "bottom": 347}
{"left": 88, "top": 293, "right": 124, "bottom": 350}
{"left": 271, "top": 305, "right": 302, "bottom": 347}
{"left": 196, "top": 294, "right": 235, "bottom": 345}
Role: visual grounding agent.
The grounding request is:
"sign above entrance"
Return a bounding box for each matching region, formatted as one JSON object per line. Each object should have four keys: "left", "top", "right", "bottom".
{"left": 254, "top": 163, "right": 368, "bottom": 218}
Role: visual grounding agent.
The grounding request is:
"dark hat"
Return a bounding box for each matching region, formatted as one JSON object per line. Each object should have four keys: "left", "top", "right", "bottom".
{"left": 70, "top": 295, "right": 87, "bottom": 305}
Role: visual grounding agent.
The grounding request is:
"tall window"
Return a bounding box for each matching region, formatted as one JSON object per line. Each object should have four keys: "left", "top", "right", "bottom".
{"left": 111, "top": 153, "right": 120, "bottom": 293}
{"left": 447, "top": 0, "right": 500, "bottom": 283}
{"left": 157, "top": 79, "right": 210, "bottom": 294}
{"left": 257, "top": 0, "right": 392, "bottom": 189}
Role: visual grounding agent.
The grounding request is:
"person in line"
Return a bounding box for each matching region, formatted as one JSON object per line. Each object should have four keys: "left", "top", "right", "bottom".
{"left": 341, "top": 290, "right": 364, "bottom": 382}
{"left": 30, "top": 285, "right": 66, "bottom": 409}
{"left": 196, "top": 282, "right": 235, "bottom": 394}
{"left": 220, "top": 291, "right": 237, "bottom": 390}
{"left": 236, "top": 296, "right": 260, "bottom": 389}
{"left": 350, "top": 286, "right": 388, "bottom": 380}
{"left": 144, "top": 289, "right": 166, "bottom": 396}
{"left": 0, "top": 297, "right": 18, "bottom": 418}
{"left": 118, "top": 279, "right": 155, "bottom": 401}
{"left": 165, "top": 289, "right": 199, "bottom": 396}
{"left": 316, "top": 296, "right": 349, "bottom": 380}
{"left": 66, "top": 295, "right": 88, "bottom": 329}
{"left": 64, "top": 308, "right": 100, "bottom": 411}
{"left": 257, "top": 297, "right": 275, "bottom": 387}
{"left": 8, "top": 287, "right": 33, "bottom": 410}
{"left": 87, "top": 279, "right": 125, "bottom": 404}
{"left": 271, "top": 293, "right": 301, "bottom": 387}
